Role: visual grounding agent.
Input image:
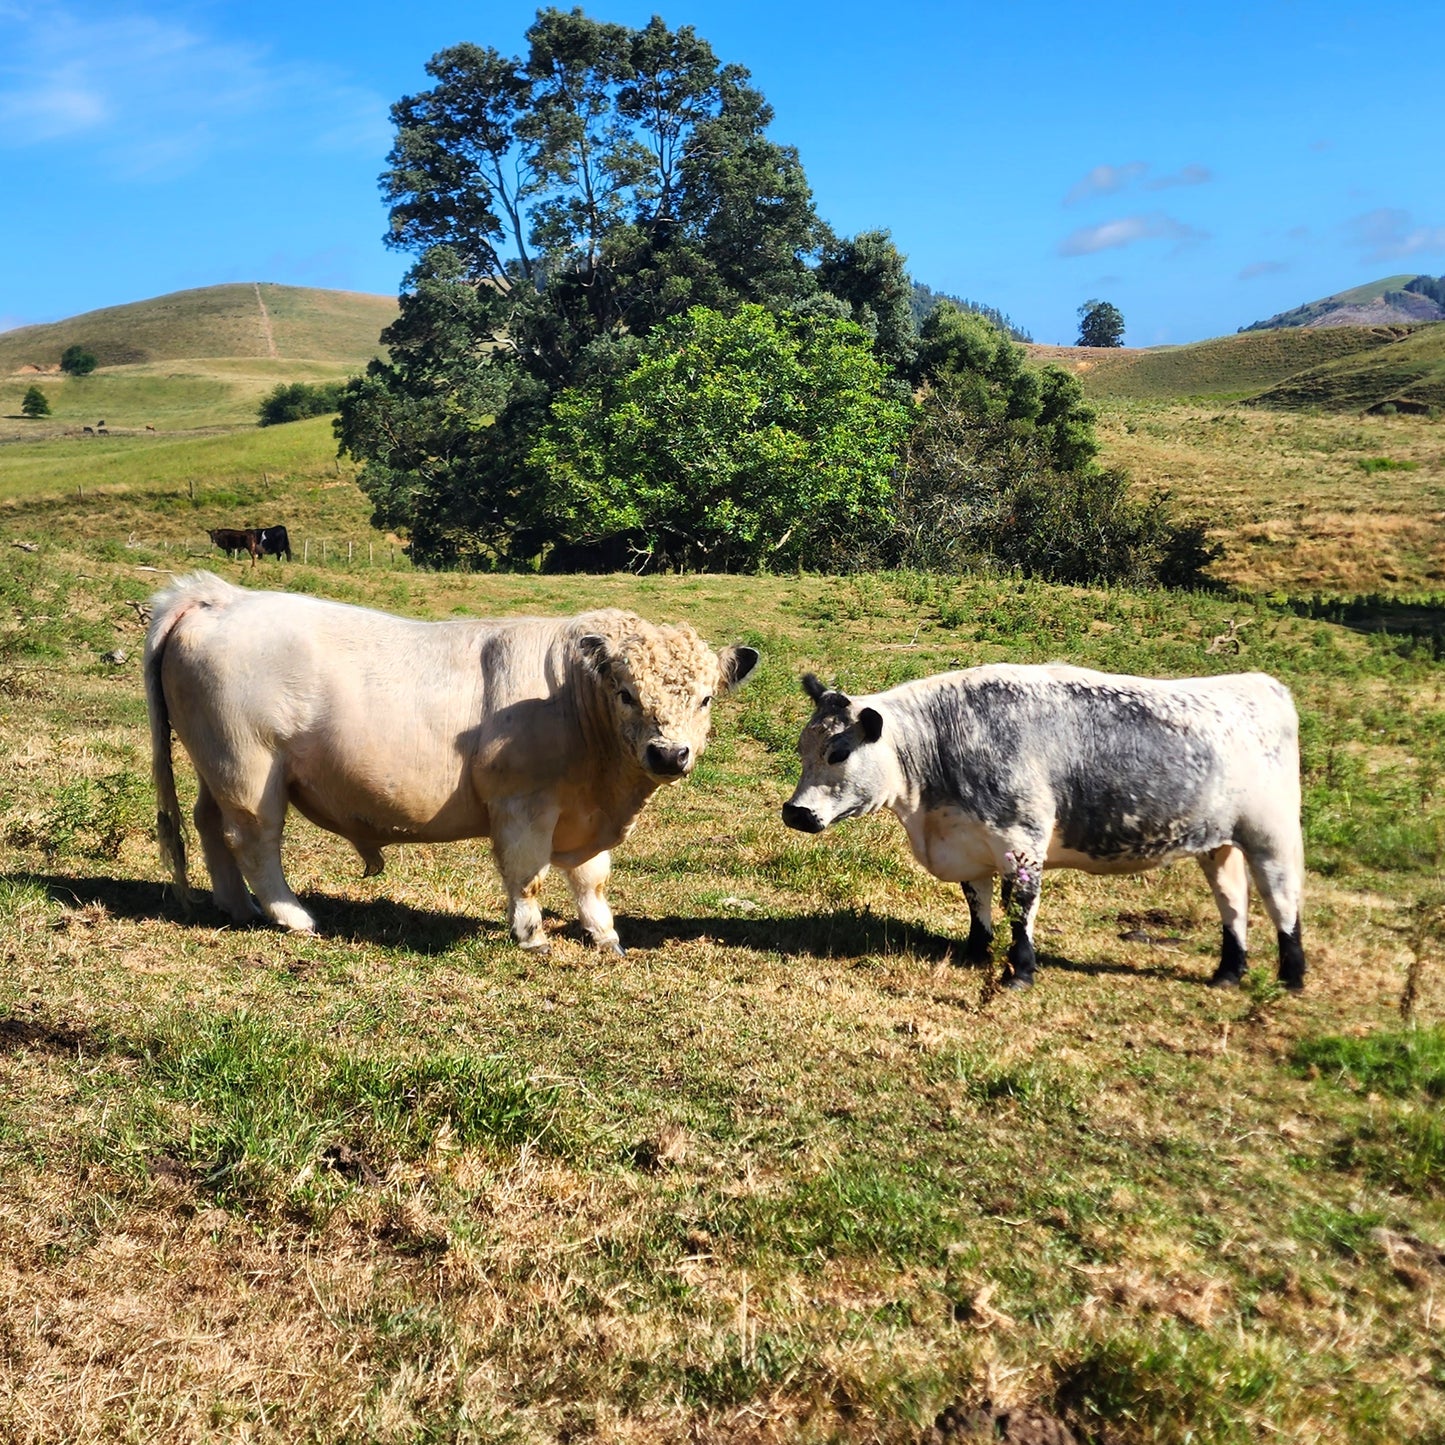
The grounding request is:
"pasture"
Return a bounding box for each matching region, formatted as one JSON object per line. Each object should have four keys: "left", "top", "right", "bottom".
{"left": 0, "top": 406, "right": 1443, "bottom": 1442}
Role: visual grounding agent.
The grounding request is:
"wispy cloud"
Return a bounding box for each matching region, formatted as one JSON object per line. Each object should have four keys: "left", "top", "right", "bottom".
{"left": 1238, "top": 260, "right": 1288, "bottom": 281}
{"left": 1065, "top": 162, "right": 1147, "bottom": 206}
{"left": 1058, "top": 213, "right": 1207, "bottom": 257}
{"left": 0, "top": 6, "right": 390, "bottom": 176}
{"left": 1145, "top": 163, "right": 1212, "bottom": 191}
{"left": 1064, "top": 161, "right": 1212, "bottom": 206}
{"left": 1346, "top": 208, "right": 1445, "bottom": 263}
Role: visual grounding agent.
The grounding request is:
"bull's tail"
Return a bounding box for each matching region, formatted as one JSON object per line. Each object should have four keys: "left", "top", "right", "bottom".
{"left": 143, "top": 571, "right": 233, "bottom": 905}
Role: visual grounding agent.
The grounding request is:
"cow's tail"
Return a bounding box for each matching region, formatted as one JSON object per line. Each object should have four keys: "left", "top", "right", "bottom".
{"left": 143, "top": 572, "right": 229, "bottom": 905}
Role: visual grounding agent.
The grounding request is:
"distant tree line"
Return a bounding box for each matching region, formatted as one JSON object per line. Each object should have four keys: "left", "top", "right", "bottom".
{"left": 337, "top": 8, "right": 1214, "bottom": 587}
{"left": 909, "top": 282, "right": 1032, "bottom": 342}
{"left": 1402, "top": 274, "right": 1445, "bottom": 308}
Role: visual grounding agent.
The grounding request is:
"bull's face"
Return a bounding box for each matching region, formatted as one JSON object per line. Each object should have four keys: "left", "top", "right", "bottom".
{"left": 783, "top": 673, "right": 890, "bottom": 833}
{"left": 580, "top": 625, "right": 758, "bottom": 782}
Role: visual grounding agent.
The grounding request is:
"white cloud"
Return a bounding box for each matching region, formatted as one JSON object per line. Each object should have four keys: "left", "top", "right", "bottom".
{"left": 1345, "top": 208, "right": 1445, "bottom": 263}
{"left": 1064, "top": 162, "right": 1147, "bottom": 206}
{"left": 0, "top": 5, "right": 389, "bottom": 175}
{"left": 1238, "top": 260, "right": 1289, "bottom": 281}
{"left": 1058, "top": 213, "right": 1207, "bottom": 257}
{"left": 1145, "top": 163, "right": 1212, "bottom": 191}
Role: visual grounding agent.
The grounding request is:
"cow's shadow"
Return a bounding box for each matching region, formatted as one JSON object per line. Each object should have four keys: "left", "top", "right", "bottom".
{"left": 2, "top": 873, "right": 489, "bottom": 954}
{"left": 615, "top": 910, "right": 1201, "bottom": 981}
{"left": 6, "top": 874, "right": 1203, "bottom": 980}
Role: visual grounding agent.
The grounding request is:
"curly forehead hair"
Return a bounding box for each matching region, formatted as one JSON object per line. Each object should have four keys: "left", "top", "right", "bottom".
{"left": 588, "top": 611, "right": 718, "bottom": 696}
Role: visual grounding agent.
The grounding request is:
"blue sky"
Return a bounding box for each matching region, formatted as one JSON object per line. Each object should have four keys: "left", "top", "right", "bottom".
{"left": 2, "top": 0, "right": 1442, "bottom": 345}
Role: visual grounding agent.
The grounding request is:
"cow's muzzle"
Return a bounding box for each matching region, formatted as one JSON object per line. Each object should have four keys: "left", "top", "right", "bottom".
{"left": 781, "top": 801, "right": 826, "bottom": 833}
{"left": 645, "top": 742, "right": 692, "bottom": 778}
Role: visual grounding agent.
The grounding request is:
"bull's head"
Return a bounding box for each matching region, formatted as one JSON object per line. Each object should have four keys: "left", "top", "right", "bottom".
{"left": 782, "top": 672, "right": 891, "bottom": 832}
{"left": 579, "top": 622, "right": 758, "bottom": 782}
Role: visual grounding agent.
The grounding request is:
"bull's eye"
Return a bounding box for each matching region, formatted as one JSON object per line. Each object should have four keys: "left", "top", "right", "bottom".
{"left": 826, "top": 744, "right": 850, "bottom": 766}
{"left": 700, "top": 694, "right": 713, "bottom": 709}
{"left": 618, "top": 688, "right": 637, "bottom": 708}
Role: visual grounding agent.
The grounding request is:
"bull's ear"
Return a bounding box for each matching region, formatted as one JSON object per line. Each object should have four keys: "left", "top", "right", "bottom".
{"left": 719, "top": 644, "right": 759, "bottom": 691}
{"left": 801, "top": 672, "right": 826, "bottom": 702}
{"left": 858, "top": 707, "right": 884, "bottom": 744}
{"left": 578, "top": 633, "right": 612, "bottom": 678}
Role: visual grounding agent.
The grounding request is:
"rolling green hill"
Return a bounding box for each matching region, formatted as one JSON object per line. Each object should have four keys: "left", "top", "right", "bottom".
{"left": 1245, "top": 321, "right": 1445, "bottom": 413}
{"left": 1029, "top": 326, "right": 1416, "bottom": 403}
{"left": 0, "top": 283, "right": 397, "bottom": 373}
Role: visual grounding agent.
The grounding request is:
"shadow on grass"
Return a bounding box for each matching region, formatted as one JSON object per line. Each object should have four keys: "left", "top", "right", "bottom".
{"left": 1288, "top": 593, "right": 1445, "bottom": 657}
{"left": 2, "top": 872, "right": 494, "bottom": 955}
{"left": 619, "top": 908, "right": 1201, "bottom": 981}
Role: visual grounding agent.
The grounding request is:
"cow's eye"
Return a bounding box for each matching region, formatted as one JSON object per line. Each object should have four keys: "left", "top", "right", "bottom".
{"left": 826, "top": 744, "right": 850, "bottom": 766}
{"left": 700, "top": 694, "right": 712, "bottom": 709}
{"left": 618, "top": 688, "right": 637, "bottom": 708}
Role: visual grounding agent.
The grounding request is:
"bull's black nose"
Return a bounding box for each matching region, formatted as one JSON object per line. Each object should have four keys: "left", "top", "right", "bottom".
{"left": 646, "top": 742, "right": 691, "bottom": 776}
{"left": 782, "top": 801, "right": 825, "bottom": 833}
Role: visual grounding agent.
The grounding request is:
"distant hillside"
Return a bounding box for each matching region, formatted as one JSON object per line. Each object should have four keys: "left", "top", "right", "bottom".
{"left": 0, "top": 283, "right": 398, "bottom": 373}
{"left": 1242, "top": 274, "right": 1445, "bottom": 331}
{"left": 1029, "top": 326, "right": 1411, "bottom": 402}
{"left": 910, "top": 282, "right": 1032, "bottom": 342}
{"left": 1244, "top": 323, "right": 1445, "bottom": 414}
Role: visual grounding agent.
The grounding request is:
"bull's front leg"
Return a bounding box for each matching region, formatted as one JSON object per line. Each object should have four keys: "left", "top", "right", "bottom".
{"left": 490, "top": 801, "right": 558, "bottom": 954}
{"left": 1000, "top": 847, "right": 1044, "bottom": 991}
{"left": 564, "top": 851, "right": 624, "bottom": 956}
{"left": 960, "top": 879, "right": 995, "bottom": 963}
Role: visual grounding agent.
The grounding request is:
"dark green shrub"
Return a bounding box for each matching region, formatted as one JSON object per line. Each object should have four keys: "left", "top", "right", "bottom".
{"left": 258, "top": 380, "right": 347, "bottom": 426}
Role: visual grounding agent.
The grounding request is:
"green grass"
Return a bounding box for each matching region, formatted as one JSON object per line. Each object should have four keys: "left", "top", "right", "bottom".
{"left": 1247, "top": 323, "right": 1445, "bottom": 413}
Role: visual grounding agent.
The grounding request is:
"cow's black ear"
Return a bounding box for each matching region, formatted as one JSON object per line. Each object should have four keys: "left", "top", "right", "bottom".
{"left": 801, "top": 672, "right": 826, "bottom": 702}
{"left": 858, "top": 707, "right": 884, "bottom": 744}
{"left": 719, "top": 644, "right": 760, "bottom": 691}
{"left": 578, "top": 633, "right": 612, "bottom": 677}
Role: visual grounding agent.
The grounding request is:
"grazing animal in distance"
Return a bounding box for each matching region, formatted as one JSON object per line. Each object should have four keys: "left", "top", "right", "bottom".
{"left": 207, "top": 527, "right": 263, "bottom": 564}
{"left": 144, "top": 572, "right": 759, "bottom": 949}
{"left": 145, "top": 423, "right": 156, "bottom": 431}
{"left": 256, "top": 525, "right": 292, "bottom": 562}
{"left": 782, "top": 664, "right": 1305, "bottom": 992}
{"left": 82, "top": 426, "right": 94, "bottom": 435}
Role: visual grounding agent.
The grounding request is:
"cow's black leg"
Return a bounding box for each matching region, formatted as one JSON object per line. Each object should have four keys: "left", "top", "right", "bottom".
{"left": 961, "top": 879, "right": 994, "bottom": 964}
{"left": 1199, "top": 845, "right": 1249, "bottom": 987}
{"left": 1001, "top": 848, "right": 1043, "bottom": 991}
{"left": 1277, "top": 922, "right": 1306, "bottom": 993}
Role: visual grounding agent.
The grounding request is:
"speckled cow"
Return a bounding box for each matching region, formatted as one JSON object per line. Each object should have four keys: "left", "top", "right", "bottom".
{"left": 145, "top": 572, "right": 757, "bottom": 951}
{"left": 782, "top": 664, "right": 1306, "bottom": 993}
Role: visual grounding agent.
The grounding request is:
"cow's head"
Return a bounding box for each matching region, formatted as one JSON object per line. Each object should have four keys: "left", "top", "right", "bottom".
{"left": 782, "top": 672, "right": 892, "bottom": 833}
{"left": 579, "top": 619, "right": 758, "bottom": 782}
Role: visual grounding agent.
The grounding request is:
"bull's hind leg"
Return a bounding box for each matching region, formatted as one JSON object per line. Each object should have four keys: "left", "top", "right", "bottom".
{"left": 999, "top": 846, "right": 1044, "bottom": 990}
{"left": 218, "top": 765, "right": 315, "bottom": 933}
{"left": 193, "top": 779, "right": 260, "bottom": 923}
{"left": 1244, "top": 841, "right": 1306, "bottom": 993}
{"left": 491, "top": 801, "right": 557, "bottom": 954}
{"left": 1198, "top": 844, "right": 1249, "bottom": 987}
{"left": 961, "top": 879, "right": 995, "bottom": 963}
{"left": 564, "top": 851, "right": 623, "bottom": 955}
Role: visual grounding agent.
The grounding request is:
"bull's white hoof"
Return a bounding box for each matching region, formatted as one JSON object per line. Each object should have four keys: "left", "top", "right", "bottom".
{"left": 518, "top": 936, "right": 552, "bottom": 956}
{"left": 597, "top": 938, "right": 626, "bottom": 957}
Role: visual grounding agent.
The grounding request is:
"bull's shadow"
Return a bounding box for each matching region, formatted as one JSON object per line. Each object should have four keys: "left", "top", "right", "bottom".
{"left": 3, "top": 873, "right": 489, "bottom": 954}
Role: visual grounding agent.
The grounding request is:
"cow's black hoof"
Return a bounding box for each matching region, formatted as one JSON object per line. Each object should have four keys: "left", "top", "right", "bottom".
{"left": 1207, "top": 970, "right": 1244, "bottom": 989}
{"left": 1280, "top": 974, "right": 1305, "bottom": 994}
{"left": 1002, "top": 974, "right": 1034, "bottom": 992}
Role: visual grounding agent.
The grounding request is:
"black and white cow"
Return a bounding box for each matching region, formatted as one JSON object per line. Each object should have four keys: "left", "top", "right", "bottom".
{"left": 782, "top": 664, "right": 1306, "bottom": 992}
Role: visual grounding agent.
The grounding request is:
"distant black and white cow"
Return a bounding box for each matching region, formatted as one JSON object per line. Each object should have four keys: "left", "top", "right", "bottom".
{"left": 257, "top": 525, "right": 292, "bottom": 562}
{"left": 782, "top": 664, "right": 1306, "bottom": 992}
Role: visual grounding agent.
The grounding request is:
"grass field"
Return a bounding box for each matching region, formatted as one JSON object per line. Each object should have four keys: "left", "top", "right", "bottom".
{"left": 1, "top": 394, "right": 1445, "bottom": 1441}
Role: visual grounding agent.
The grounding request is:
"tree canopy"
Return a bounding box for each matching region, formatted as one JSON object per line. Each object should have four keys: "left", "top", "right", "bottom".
{"left": 20, "top": 385, "right": 50, "bottom": 418}
{"left": 1077, "top": 299, "right": 1125, "bottom": 348}
{"left": 59, "top": 344, "right": 97, "bottom": 376}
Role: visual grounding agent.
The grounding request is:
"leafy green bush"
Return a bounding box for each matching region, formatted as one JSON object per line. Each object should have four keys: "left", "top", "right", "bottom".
{"left": 530, "top": 305, "right": 909, "bottom": 571}
{"left": 258, "top": 380, "right": 347, "bottom": 426}
{"left": 59, "top": 344, "right": 97, "bottom": 376}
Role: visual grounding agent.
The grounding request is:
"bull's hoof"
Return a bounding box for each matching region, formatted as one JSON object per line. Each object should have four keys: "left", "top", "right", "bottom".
{"left": 1002, "top": 973, "right": 1034, "bottom": 992}
{"left": 1207, "top": 970, "right": 1245, "bottom": 989}
{"left": 1280, "top": 974, "right": 1306, "bottom": 994}
{"left": 518, "top": 937, "right": 552, "bottom": 957}
{"left": 601, "top": 940, "right": 626, "bottom": 958}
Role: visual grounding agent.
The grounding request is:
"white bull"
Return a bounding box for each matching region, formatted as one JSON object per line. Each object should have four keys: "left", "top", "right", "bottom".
{"left": 144, "top": 573, "right": 757, "bottom": 951}
{"left": 782, "top": 664, "right": 1306, "bottom": 992}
